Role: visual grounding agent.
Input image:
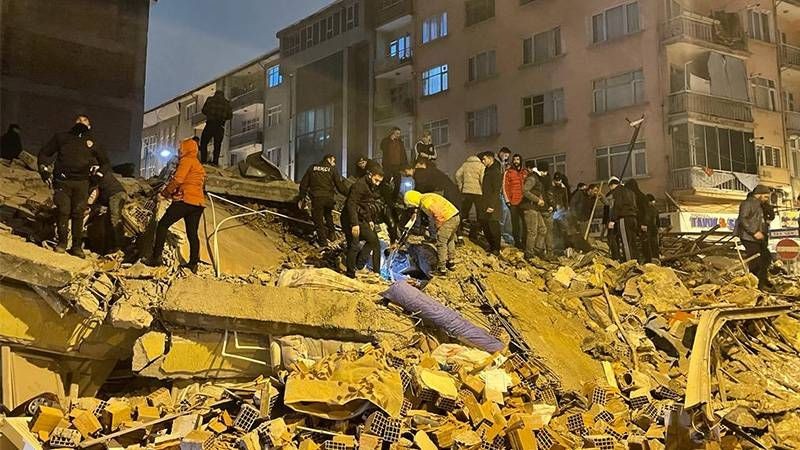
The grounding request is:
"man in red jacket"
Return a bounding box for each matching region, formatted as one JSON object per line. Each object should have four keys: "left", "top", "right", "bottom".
{"left": 502, "top": 154, "right": 528, "bottom": 249}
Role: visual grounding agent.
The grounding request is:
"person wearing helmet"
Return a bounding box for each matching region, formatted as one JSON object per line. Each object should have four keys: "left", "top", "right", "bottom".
{"left": 404, "top": 190, "right": 460, "bottom": 275}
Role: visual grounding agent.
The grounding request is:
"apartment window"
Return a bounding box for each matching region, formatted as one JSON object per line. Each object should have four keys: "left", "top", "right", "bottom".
{"left": 592, "top": 2, "right": 640, "bottom": 44}
{"left": 596, "top": 142, "right": 647, "bottom": 180}
{"left": 389, "top": 34, "right": 412, "bottom": 60}
{"left": 297, "top": 104, "right": 335, "bottom": 157}
{"left": 672, "top": 124, "right": 757, "bottom": 173}
{"left": 747, "top": 9, "right": 772, "bottom": 43}
{"left": 267, "top": 105, "right": 282, "bottom": 128}
{"left": 185, "top": 102, "right": 197, "bottom": 120}
{"left": 751, "top": 77, "right": 777, "bottom": 111}
{"left": 593, "top": 69, "right": 645, "bottom": 113}
{"left": 467, "top": 105, "right": 498, "bottom": 140}
{"left": 267, "top": 65, "right": 283, "bottom": 88}
{"left": 466, "top": 0, "right": 494, "bottom": 26}
{"left": 523, "top": 27, "right": 562, "bottom": 65}
{"left": 423, "top": 119, "right": 449, "bottom": 146}
{"left": 468, "top": 50, "right": 496, "bottom": 82}
{"left": 345, "top": 4, "right": 359, "bottom": 30}
{"left": 238, "top": 118, "right": 258, "bottom": 134}
{"left": 758, "top": 145, "right": 782, "bottom": 168}
{"left": 522, "top": 89, "right": 564, "bottom": 127}
{"left": 529, "top": 153, "right": 567, "bottom": 175}
{"left": 422, "top": 64, "right": 449, "bottom": 96}
{"left": 263, "top": 146, "right": 282, "bottom": 168}
{"left": 422, "top": 12, "right": 448, "bottom": 43}
{"left": 790, "top": 140, "right": 800, "bottom": 177}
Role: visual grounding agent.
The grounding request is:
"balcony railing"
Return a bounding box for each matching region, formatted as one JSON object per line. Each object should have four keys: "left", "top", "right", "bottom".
{"left": 672, "top": 166, "right": 754, "bottom": 194}
{"left": 376, "top": 53, "right": 412, "bottom": 75}
{"left": 668, "top": 91, "right": 753, "bottom": 122}
{"left": 787, "top": 111, "right": 800, "bottom": 133}
{"left": 662, "top": 15, "right": 747, "bottom": 52}
{"left": 231, "top": 89, "right": 264, "bottom": 111}
{"left": 377, "top": 0, "right": 412, "bottom": 26}
{"left": 781, "top": 44, "right": 800, "bottom": 70}
{"left": 229, "top": 128, "right": 263, "bottom": 149}
{"left": 375, "top": 98, "right": 414, "bottom": 121}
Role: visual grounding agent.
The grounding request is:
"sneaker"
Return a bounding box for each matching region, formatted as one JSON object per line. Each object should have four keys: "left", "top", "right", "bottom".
{"left": 68, "top": 247, "right": 85, "bottom": 259}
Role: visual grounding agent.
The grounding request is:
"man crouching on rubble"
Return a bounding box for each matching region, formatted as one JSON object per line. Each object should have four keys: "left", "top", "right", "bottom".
{"left": 404, "top": 190, "right": 460, "bottom": 275}
{"left": 735, "top": 184, "right": 772, "bottom": 290}
{"left": 342, "top": 162, "right": 384, "bottom": 278}
{"left": 147, "top": 138, "right": 206, "bottom": 273}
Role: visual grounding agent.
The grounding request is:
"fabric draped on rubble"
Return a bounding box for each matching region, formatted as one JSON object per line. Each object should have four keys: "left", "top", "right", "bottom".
{"left": 382, "top": 281, "right": 505, "bottom": 353}
{"left": 276, "top": 268, "right": 385, "bottom": 293}
{"left": 283, "top": 349, "right": 404, "bottom": 420}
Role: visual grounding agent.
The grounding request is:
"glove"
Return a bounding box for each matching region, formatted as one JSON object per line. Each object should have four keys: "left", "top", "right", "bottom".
{"left": 38, "top": 165, "right": 52, "bottom": 185}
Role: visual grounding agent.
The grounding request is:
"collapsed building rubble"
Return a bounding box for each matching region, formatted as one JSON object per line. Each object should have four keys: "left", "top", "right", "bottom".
{"left": 1, "top": 157, "right": 800, "bottom": 449}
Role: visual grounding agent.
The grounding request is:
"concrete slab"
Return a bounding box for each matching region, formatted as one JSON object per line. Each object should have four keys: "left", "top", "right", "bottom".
{"left": 0, "top": 234, "right": 94, "bottom": 288}
{"left": 204, "top": 176, "right": 298, "bottom": 204}
{"left": 161, "top": 278, "right": 414, "bottom": 342}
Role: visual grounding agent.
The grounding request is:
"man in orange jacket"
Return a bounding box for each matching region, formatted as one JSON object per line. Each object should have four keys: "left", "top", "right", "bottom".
{"left": 503, "top": 154, "right": 528, "bottom": 250}
{"left": 147, "top": 138, "right": 206, "bottom": 272}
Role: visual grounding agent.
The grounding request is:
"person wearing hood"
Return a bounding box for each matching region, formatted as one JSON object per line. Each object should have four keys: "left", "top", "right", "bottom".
{"left": 299, "top": 154, "right": 349, "bottom": 247}
{"left": 148, "top": 138, "right": 207, "bottom": 273}
{"left": 503, "top": 154, "right": 528, "bottom": 249}
{"left": 455, "top": 155, "right": 485, "bottom": 237}
{"left": 1, "top": 124, "right": 22, "bottom": 161}
{"left": 641, "top": 194, "right": 660, "bottom": 263}
{"left": 735, "top": 185, "right": 772, "bottom": 289}
{"left": 342, "top": 163, "right": 385, "bottom": 278}
{"left": 38, "top": 114, "right": 110, "bottom": 257}
{"left": 478, "top": 151, "right": 503, "bottom": 255}
{"left": 199, "top": 91, "right": 233, "bottom": 166}
{"left": 607, "top": 177, "right": 640, "bottom": 262}
{"left": 404, "top": 190, "right": 460, "bottom": 275}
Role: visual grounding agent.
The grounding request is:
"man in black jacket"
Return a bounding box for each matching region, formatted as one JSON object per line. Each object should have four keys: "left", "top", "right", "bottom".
{"left": 0, "top": 124, "right": 22, "bottom": 161}
{"left": 38, "top": 115, "right": 109, "bottom": 258}
{"left": 607, "top": 178, "right": 640, "bottom": 262}
{"left": 641, "top": 194, "right": 660, "bottom": 263}
{"left": 735, "top": 185, "right": 772, "bottom": 289}
{"left": 478, "top": 151, "right": 503, "bottom": 255}
{"left": 199, "top": 91, "right": 232, "bottom": 166}
{"left": 299, "top": 154, "right": 349, "bottom": 246}
{"left": 342, "top": 164, "right": 385, "bottom": 278}
{"left": 92, "top": 167, "right": 129, "bottom": 251}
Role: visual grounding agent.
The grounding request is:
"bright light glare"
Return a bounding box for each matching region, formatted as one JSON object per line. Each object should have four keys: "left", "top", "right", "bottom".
{"left": 159, "top": 149, "right": 171, "bottom": 158}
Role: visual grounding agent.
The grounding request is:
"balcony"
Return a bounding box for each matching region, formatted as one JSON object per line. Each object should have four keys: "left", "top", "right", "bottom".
{"left": 787, "top": 111, "right": 800, "bottom": 134}
{"left": 375, "top": 98, "right": 414, "bottom": 122}
{"left": 377, "top": 0, "right": 412, "bottom": 29}
{"left": 662, "top": 15, "right": 747, "bottom": 53}
{"left": 229, "top": 128, "right": 263, "bottom": 149}
{"left": 231, "top": 89, "right": 264, "bottom": 112}
{"left": 375, "top": 53, "right": 413, "bottom": 77}
{"left": 782, "top": 44, "right": 800, "bottom": 70}
{"left": 668, "top": 91, "right": 753, "bottom": 122}
{"left": 671, "top": 166, "right": 755, "bottom": 197}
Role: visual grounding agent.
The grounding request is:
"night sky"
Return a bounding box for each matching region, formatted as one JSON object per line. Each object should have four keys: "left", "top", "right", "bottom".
{"left": 144, "top": 0, "right": 331, "bottom": 109}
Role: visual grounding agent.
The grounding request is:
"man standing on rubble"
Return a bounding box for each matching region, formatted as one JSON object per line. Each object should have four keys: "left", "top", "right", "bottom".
{"left": 92, "top": 166, "right": 129, "bottom": 252}
{"left": 342, "top": 163, "right": 385, "bottom": 278}
{"left": 299, "top": 154, "right": 348, "bottom": 247}
{"left": 38, "top": 114, "right": 110, "bottom": 258}
{"left": 455, "top": 154, "right": 484, "bottom": 238}
{"left": 735, "top": 185, "right": 772, "bottom": 289}
{"left": 478, "top": 151, "right": 503, "bottom": 255}
{"left": 607, "top": 178, "right": 640, "bottom": 262}
{"left": 199, "top": 91, "right": 232, "bottom": 166}
{"left": 148, "top": 138, "right": 206, "bottom": 273}
{"left": 521, "top": 160, "right": 547, "bottom": 259}
{"left": 502, "top": 154, "right": 527, "bottom": 250}
{"left": 531, "top": 161, "right": 554, "bottom": 256}
{"left": 641, "top": 194, "right": 660, "bottom": 263}
{"left": 404, "top": 190, "right": 459, "bottom": 275}
{"left": 602, "top": 177, "right": 621, "bottom": 261}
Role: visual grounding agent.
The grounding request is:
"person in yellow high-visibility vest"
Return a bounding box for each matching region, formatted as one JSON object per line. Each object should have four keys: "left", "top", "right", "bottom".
{"left": 404, "top": 190, "right": 460, "bottom": 275}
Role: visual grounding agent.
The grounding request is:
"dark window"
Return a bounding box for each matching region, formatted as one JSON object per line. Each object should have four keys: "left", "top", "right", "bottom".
{"left": 466, "top": 0, "right": 495, "bottom": 26}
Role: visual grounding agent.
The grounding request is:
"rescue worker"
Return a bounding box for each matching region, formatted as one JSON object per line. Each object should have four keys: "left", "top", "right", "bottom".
{"left": 455, "top": 154, "right": 485, "bottom": 237}
{"left": 641, "top": 194, "right": 660, "bottom": 263}
{"left": 607, "top": 178, "right": 640, "bottom": 262}
{"left": 735, "top": 185, "right": 772, "bottom": 289}
{"left": 299, "top": 154, "right": 348, "bottom": 247}
{"left": 342, "top": 163, "right": 385, "bottom": 278}
{"left": 199, "top": 91, "right": 232, "bottom": 166}
{"left": 602, "top": 177, "right": 621, "bottom": 261}
{"left": 521, "top": 160, "right": 548, "bottom": 259}
{"left": 38, "top": 114, "right": 109, "bottom": 258}
{"left": 502, "top": 154, "right": 528, "bottom": 249}
{"left": 404, "top": 190, "right": 460, "bottom": 275}
{"left": 478, "top": 151, "right": 503, "bottom": 255}
{"left": 92, "top": 167, "right": 129, "bottom": 252}
{"left": 148, "top": 138, "right": 207, "bottom": 273}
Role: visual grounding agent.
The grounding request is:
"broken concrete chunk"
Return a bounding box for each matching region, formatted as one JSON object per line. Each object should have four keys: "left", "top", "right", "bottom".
{"left": 132, "top": 332, "right": 167, "bottom": 372}
{"left": 553, "top": 266, "right": 576, "bottom": 288}
{"left": 109, "top": 301, "right": 153, "bottom": 329}
{"left": 0, "top": 233, "right": 94, "bottom": 288}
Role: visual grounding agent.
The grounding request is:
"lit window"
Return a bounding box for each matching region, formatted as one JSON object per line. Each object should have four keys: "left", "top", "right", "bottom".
{"left": 592, "top": 2, "right": 640, "bottom": 44}
{"left": 267, "top": 65, "right": 283, "bottom": 88}
{"left": 467, "top": 105, "right": 498, "bottom": 139}
{"left": 593, "top": 69, "right": 644, "bottom": 113}
{"left": 422, "top": 12, "right": 448, "bottom": 44}
{"left": 595, "top": 142, "right": 647, "bottom": 180}
{"left": 522, "top": 88, "right": 565, "bottom": 127}
{"left": 468, "top": 50, "right": 496, "bottom": 82}
{"left": 523, "top": 27, "right": 562, "bottom": 65}
{"left": 422, "top": 64, "right": 449, "bottom": 96}
{"left": 389, "top": 34, "right": 412, "bottom": 60}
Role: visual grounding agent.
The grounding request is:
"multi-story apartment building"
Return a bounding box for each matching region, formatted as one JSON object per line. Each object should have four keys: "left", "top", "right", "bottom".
{"left": 140, "top": 50, "right": 291, "bottom": 179}
{"left": 410, "top": 0, "right": 800, "bottom": 230}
